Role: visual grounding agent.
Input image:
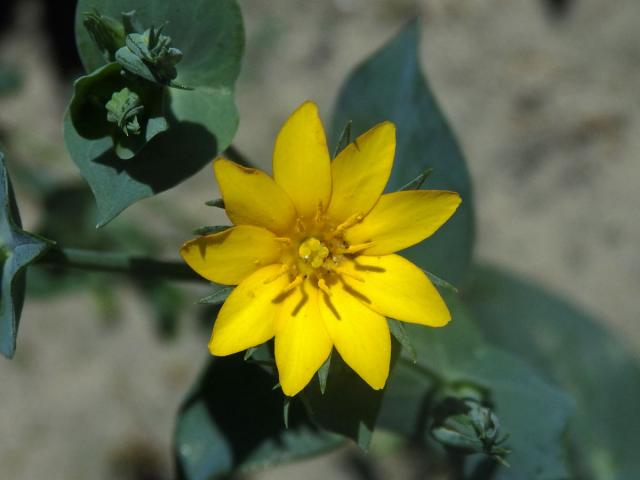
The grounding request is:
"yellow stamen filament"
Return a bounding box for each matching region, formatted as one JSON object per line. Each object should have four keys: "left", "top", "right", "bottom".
{"left": 334, "top": 212, "right": 364, "bottom": 234}
{"left": 317, "top": 278, "right": 331, "bottom": 296}
{"left": 263, "top": 264, "right": 290, "bottom": 284}
{"left": 282, "top": 275, "right": 303, "bottom": 293}
{"left": 336, "top": 242, "right": 374, "bottom": 255}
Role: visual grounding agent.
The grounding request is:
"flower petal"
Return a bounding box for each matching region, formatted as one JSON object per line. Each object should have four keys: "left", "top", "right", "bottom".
{"left": 272, "top": 101, "right": 332, "bottom": 218}
{"left": 345, "top": 190, "right": 461, "bottom": 255}
{"left": 214, "top": 157, "right": 297, "bottom": 234}
{"left": 209, "top": 264, "right": 289, "bottom": 356}
{"left": 318, "top": 280, "right": 390, "bottom": 390}
{"left": 338, "top": 254, "right": 450, "bottom": 327}
{"left": 326, "top": 122, "right": 395, "bottom": 224}
{"left": 275, "top": 280, "right": 332, "bottom": 396}
{"left": 180, "top": 225, "right": 283, "bottom": 285}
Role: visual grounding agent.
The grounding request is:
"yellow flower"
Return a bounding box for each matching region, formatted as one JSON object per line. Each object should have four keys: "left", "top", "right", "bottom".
{"left": 180, "top": 101, "right": 461, "bottom": 396}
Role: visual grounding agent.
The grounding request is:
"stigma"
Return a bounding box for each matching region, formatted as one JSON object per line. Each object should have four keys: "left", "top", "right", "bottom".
{"left": 298, "top": 237, "right": 330, "bottom": 269}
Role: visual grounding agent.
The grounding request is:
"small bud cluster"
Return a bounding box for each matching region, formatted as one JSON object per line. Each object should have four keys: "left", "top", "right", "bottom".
{"left": 105, "top": 87, "right": 144, "bottom": 136}
{"left": 124, "top": 26, "right": 184, "bottom": 84}
{"left": 431, "top": 393, "right": 510, "bottom": 465}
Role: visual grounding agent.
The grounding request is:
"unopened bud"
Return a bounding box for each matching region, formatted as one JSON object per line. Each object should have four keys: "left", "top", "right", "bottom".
{"left": 121, "top": 26, "right": 183, "bottom": 84}
{"left": 431, "top": 397, "right": 510, "bottom": 465}
{"left": 83, "top": 10, "right": 126, "bottom": 62}
{"left": 105, "top": 87, "right": 144, "bottom": 136}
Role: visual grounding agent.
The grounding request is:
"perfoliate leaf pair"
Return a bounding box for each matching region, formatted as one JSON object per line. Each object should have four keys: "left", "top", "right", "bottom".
{"left": 0, "top": 154, "right": 52, "bottom": 358}
{"left": 66, "top": 0, "right": 244, "bottom": 226}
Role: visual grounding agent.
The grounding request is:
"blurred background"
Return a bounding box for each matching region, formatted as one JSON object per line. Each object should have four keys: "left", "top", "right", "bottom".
{"left": 0, "top": 0, "right": 638, "bottom": 478}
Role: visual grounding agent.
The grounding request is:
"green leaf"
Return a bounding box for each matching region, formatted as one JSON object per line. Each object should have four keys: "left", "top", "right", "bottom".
{"left": 243, "top": 346, "right": 258, "bottom": 361}
{"left": 174, "top": 355, "right": 344, "bottom": 480}
{"left": 192, "top": 225, "right": 229, "bottom": 236}
{"left": 204, "top": 198, "right": 225, "bottom": 208}
{"left": 330, "top": 21, "right": 474, "bottom": 285}
{"left": 399, "top": 167, "right": 433, "bottom": 191}
{"left": 0, "top": 154, "right": 52, "bottom": 358}
{"left": 70, "top": 0, "right": 244, "bottom": 225}
{"left": 302, "top": 342, "right": 400, "bottom": 452}
{"left": 378, "top": 294, "right": 573, "bottom": 479}
{"left": 198, "top": 285, "right": 233, "bottom": 305}
{"left": 317, "top": 352, "right": 331, "bottom": 395}
{"left": 388, "top": 319, "right": 417, "bottom": 363}
{"left": 332, "top": 120, "right": 352, "bottom": 158}
{"left": 64, "top": 112, "right": 219, "bottom": 227}
{"left": 425, "top": 270, "right": 458, "bottom": 294}
{"left": 464, "top": 264, "right": 640, "bottom": 479}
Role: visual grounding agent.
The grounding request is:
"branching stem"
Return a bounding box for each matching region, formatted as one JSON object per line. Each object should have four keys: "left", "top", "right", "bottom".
{"left": 36, "top": 246, "right": 206, "bottom": 283}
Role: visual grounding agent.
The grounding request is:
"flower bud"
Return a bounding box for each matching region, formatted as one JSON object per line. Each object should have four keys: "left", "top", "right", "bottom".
{"left": 118, "top": 26, "right": 184, "bottom": 85}
{"left": 105, "top": 87, "right": 144, "bottom": 136}
{"left": 431, "top": 396, "right": 510, "bottom": 464}
{"left": 83, "top": 10, "right": 126, "bottom": 62}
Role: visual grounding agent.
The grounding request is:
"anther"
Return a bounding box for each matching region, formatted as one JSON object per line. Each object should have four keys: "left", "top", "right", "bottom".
{"left": 299, "top": 244, "right": 312, "bottom": 260}
{"left": 298, "top": 236, "right": 331, "bottom": 269}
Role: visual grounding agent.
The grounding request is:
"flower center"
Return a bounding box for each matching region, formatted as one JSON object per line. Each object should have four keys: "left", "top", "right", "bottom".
{"left": 298, "top": 236, "right": 330, "bottom": 269}
{"left": 266, "top": 214, "right": 373, "bottom": 297}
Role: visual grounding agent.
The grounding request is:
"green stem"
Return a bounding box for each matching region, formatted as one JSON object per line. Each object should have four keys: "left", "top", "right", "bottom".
{"left": 36, "top": 246, "right": 205, "bottom": 283}
{"left": 24, "top": 144, "right": 253, "bottom": 283}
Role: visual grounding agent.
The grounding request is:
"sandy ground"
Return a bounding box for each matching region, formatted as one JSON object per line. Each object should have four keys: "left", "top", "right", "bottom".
{"left": 0, "top": 0, "right": 639, "bottom": 478}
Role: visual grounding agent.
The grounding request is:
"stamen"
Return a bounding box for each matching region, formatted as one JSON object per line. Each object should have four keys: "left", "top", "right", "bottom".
{"left": 282, "top": 274, "right": 303, "bottom": 293}
{"left": 336, "top": 242, "right": 374, "bottom": 255}
{"left": 317, "top": 278, "right": 331, "bottom": 296}
{"left": 295, "top": 217, "right": 305, "bottom": 233}
{"left": 334, "top": 212, "right": 364, "bottom": 234}
{"left": 263, "top": 264, "right": 290, "bottom": 284}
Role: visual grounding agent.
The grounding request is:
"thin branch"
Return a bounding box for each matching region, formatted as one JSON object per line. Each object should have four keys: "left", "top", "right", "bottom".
{"left": 36, "top": 246, "right": 206, "bottom": 283}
